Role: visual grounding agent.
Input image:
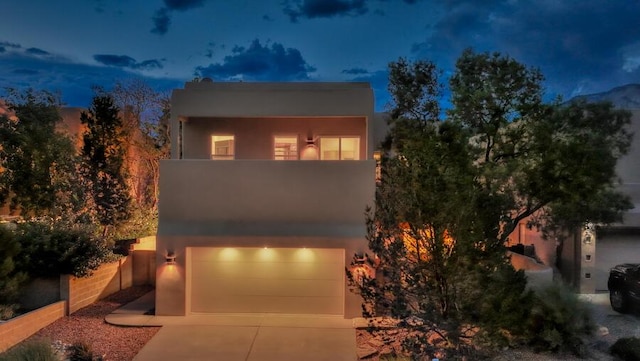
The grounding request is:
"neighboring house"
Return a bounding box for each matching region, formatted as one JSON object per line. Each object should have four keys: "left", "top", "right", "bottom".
{"left": 513, "top": 102, "right": 640, "bottom": 293}
{"left": 155, "top": 80, "right": 377, "bottom": 317}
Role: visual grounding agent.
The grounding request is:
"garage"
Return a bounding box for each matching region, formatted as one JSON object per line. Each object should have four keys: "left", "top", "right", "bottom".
{"left": 188, "top": 247, "right": 345, "bottom": 315}
{"left": 595, "top": 234, "right": 640, "bottom": 291}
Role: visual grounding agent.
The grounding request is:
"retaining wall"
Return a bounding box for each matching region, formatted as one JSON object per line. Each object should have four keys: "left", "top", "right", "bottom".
{"left": 0, "top": 301, "right": 66, "bottom": 352}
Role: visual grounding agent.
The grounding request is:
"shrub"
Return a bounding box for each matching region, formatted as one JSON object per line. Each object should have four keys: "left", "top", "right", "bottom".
{"left": 0, "top": 225, "right": 28, "bottom": 307}
{"left": 0, "top": 339, "right": 58, "bottom": 361}
{"left": 68, "top": 341, "right": 102, "bottom": 361}
{"left": 14, "top": 219, "right": 118, "bottom": 278}
{"left": 526, "top": 282, "right": 594, "bottom": 355}
{"left": 610, "top": 337, "right": 640, "bottom": 361}
{"left": 0, "top": 304, "right": 17, "bottom": 320}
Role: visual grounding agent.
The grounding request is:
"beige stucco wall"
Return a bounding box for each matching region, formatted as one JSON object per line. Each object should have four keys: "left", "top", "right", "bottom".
{"left": 183, "top": 116, "right": 367, "bottom": 160}
{"left": 156, "top": 160, "right": 375, "bottom": 317}
{"left": 170, "top": 81, "right": 375, "bottom": 159}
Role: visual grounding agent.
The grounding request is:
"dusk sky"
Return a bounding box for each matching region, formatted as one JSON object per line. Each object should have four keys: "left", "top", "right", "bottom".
{"left": 2, "top": 0, "right": 640, "bottom": 111}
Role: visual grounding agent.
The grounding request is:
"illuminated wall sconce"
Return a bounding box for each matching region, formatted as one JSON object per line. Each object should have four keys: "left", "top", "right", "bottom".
{"left": 165, "top": 251, "right": 176, "bottom": 264}
{"left": 373, "top": 150, "right": 381, "bottom": 161}
{"left": 300, "top": 135, "right": 319, "bottom": 160}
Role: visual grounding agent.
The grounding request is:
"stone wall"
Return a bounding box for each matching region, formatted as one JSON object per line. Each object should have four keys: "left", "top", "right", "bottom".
{"left": 0, "top": 301, "right": 66, "bottom": 352}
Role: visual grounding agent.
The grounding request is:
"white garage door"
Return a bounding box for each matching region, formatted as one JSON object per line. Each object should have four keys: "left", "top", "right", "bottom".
{"left": 188, "top": 247, "right": 344, "bottom": 315}
{"left": 595, "top": 236, "right": 640, "bottom": 291}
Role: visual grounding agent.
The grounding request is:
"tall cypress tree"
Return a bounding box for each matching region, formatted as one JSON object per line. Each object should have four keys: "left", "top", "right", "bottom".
{"left": 81, "top": 95, "right": 131, "bottom": 235}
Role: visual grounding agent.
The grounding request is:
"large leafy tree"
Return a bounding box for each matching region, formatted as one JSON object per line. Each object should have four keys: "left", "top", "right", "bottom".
{"left": 0, "top": 89, "right": 83, "bottom": 217}
{"left": 350, "top": 50, "right": 631, "bottom": 356}
{"left": 81, "top": 94, "right": 132, "bottom": 235}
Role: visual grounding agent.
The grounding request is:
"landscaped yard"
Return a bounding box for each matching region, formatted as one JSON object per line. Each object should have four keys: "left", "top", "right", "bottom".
{"left": 21, "top": 285, "right": 159, "bottom": 361}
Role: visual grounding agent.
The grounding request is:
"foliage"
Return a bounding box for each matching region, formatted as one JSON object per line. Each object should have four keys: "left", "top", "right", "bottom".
{"left": 13, "top": 219, "right": 117, "bottom": 278}
{"left": 0, "top": 225, "right": 27, "bottom": 312}
{"left": 349, "top": 49, "right": 630, "bottom": 357}
{"left": 68, "top": 341, "right": 102, "bottom": 361}
{"left": 0, "top": 304, "right": 16, "bottom": 320}
{"left": 610, "top": 337, "right": 640, "bottom": 361}
{"left": 0, "top": 88, "right": 84, "bottom": 218}
{"left": 109, "top": 79, "right": 170, "bottom": 211}
{"left": 0, "top": 339, "right": 59, "bottom": 361}
{"left": 110, "top": 205, "right": 158, "bottom": 240}
{"left": 527, "top": 283, "right": 594, "bottom": 355}
{"left": 81, "top": 94, "right": 132, "bottom": 233}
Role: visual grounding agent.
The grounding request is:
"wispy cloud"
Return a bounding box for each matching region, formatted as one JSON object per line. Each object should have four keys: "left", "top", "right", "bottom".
{"left": 283, "top": 0, "right": 368, "bottom": 22}
{"left": 93, "top": 54, "right": 164, "bottom": 71}
{"left": 151, "top": 0, "right": 207, "bottom": 35}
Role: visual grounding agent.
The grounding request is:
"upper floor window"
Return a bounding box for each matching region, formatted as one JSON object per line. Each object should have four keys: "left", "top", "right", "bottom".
{"left": 320, "top": 136, "right": 360, "bottom": 160}
{"left": 211, "top": 135, "right": 234, "bottom": 160}
{"left": 274, "top": 136, "right": 298, "bottom": 160}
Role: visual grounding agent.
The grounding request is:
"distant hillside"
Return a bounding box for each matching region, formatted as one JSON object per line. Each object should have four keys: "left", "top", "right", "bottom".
{"left": 572, "top": 84, "right": 640, "bottom": 109}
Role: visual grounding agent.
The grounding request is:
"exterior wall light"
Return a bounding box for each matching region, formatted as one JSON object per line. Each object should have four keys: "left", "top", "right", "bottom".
{"left": 165, "top": 251, "right": 176, "bottom": 264}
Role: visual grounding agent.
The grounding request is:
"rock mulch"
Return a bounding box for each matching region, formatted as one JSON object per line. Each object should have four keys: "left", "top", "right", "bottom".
{"left": 25, "top": 285, "right": 160, "bottom": 361}
{"left": 354, "top": 315, "right": 619, "bottom": 361}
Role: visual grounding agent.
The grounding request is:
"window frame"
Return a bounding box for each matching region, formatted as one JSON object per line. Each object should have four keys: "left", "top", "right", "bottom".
{"left": 273, "top": 135, "right": 299, "bottom": 160}
{"left": 319, "top": 136, "right": 361, "bottom": 160}
{"left": 210, "top": 134, "right": 235, "bottom": 160}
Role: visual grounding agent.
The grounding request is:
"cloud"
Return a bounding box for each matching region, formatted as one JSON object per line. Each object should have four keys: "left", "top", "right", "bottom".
{"left": 25, "top": 47, "right": 50, "bottom": 56}
{"left": 151, "top": 0, "right": 207, "bottom": 35}
{"left": 93, "top": 54, "right": 164, "bottom": 70}
{"left": 0, "top": 51, "right": 182, "bottom": 107}
{"left": 163, "top": 0, "right": 206, "bottom": 11}
{"left": 411, "top": 0, "right": 640, "bottom": 97}
{"left": 151, "top": 8, "right": 171, "bottom": 35}
{"left": 342, "top": 67, "right": 368, "bottom": 75}
{"left": 195, "top": 39, "right": 316, "bottom": 81}
{"left": 283, "top": 0, "right": 368, "bottom": 22}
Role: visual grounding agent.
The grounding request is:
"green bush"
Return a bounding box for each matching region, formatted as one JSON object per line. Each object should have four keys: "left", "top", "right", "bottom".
{"left": 526, "top": 282, "right": 594, "bottom": 355}
{"left": 610, "top": 337, "right": 640, "bottom": 361}
{"left": 68, "top": 341, "right": 102, "bottom": 361}
{"left": 0, "top": 339, "right": 58, "bottom": 361}
{"left": 14, "top": 219, "right": 118, "bottom": 278}
{"left": 0, "top": 225, "right": 28, "bottom": 306}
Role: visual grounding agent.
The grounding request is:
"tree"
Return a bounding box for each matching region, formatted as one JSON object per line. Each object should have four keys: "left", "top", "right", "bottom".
{"left": 81, "top": 94, "right": 132, "bottom": 235}
{"left": 350, "top": 50, "right": 632, "bottom": 357}
{"left": 0, "top": 225, "right": 27, "bottom": 319}
{"left": 0, "top": 89, "right": 84, "bottom": 218}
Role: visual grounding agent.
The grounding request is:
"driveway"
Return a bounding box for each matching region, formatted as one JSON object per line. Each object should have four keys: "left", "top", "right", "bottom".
{"left": 133, "top": 324, "right": 355, "bottom": 361}
{"left": 106, "top": 291, "right": 356, "bottom": 360}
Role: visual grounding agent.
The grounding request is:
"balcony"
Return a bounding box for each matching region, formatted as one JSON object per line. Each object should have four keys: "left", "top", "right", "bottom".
{"left": 158, "top": 160, "right": 376, "bottom": 238}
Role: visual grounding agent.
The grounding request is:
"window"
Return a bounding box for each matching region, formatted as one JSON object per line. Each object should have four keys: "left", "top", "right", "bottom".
{"left": 211, "top": 135, "right": 234, "bottom": 160}
{"left": 274, "top": 136, "right": 298, "bottom": 160}
{"left": 319, "top": 137, "right": 360, "bottom": 160}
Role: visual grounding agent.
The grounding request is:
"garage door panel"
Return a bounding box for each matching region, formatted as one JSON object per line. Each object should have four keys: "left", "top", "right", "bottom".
{"left": 189, "top": 247, "right": 344, "bottom": 314}
{"left": 194, "top": 295, "right": 342, "bottom": 314}
{"left": 191, "top": 247, "right": 343, "bottom": 263}
{"left": 191, "top": 261, "right": 344, "bottom": 280}
{"left": 596, "top": 236, "right": 640, "bottom": 291}
{"left": 192, "top": 278, "right": 343, "bottom": 298}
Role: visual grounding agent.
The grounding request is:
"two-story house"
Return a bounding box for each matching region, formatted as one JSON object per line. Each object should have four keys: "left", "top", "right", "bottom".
{"left": 155, "top": 80, "right": 377, "bottom": 318}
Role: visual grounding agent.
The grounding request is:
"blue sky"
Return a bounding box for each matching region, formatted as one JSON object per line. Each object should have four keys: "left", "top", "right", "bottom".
{"left": 1, "top": 0, "right": 640, "bottom": 111}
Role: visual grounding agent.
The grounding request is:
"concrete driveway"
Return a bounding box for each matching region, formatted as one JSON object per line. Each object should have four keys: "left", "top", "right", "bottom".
{"left": 133, "top": 323, "right": 355, "bottom": 361}
{"left": 106, "top": 291, "right": 356, "bottom": 360}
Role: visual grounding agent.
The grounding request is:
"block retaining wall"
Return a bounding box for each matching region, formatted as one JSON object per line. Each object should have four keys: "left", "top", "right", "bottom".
{"left": 0, "top": 301, "right": 66, "bottom": 352}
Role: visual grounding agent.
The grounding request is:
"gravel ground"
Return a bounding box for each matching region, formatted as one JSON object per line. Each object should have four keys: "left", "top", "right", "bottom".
{"left": 25, "top": 285, "right": 160, "bottom": 361}
{"left": 357, "top": 292, "right": 640, "bottom": 360}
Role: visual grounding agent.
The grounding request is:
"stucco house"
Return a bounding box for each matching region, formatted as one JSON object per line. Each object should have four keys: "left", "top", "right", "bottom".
{"left": 155, "top": 80, "right": 377, "bottom": 318}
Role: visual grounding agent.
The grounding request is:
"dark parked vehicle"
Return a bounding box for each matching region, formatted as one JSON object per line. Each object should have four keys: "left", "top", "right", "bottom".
{"left": 608, "top": 263, "right": 640, "bottom": 313}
